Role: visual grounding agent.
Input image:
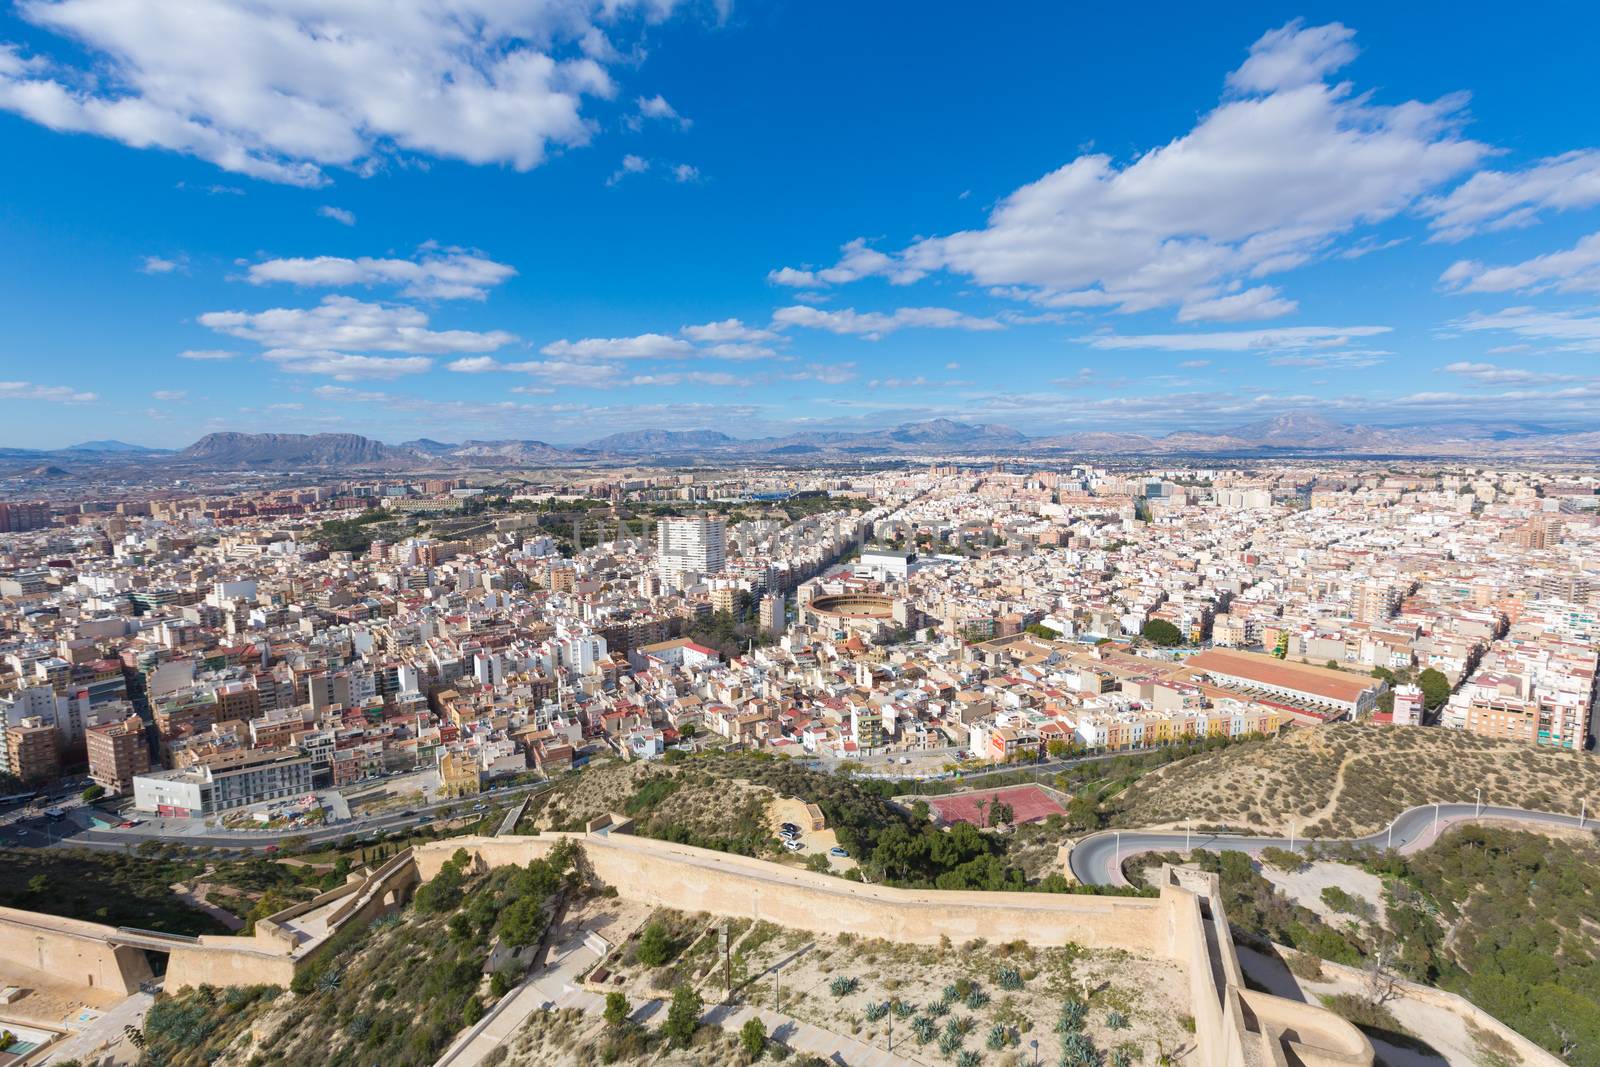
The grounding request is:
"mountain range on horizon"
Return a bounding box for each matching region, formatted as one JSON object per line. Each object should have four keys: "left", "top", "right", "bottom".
{"left": 5, "top": 414, "right": 1600, "bottom": 471}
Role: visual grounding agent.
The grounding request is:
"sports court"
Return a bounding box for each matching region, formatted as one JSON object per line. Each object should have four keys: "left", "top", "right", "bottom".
{"left": 925, "top": 783, "right": 1066, "bottom": 827}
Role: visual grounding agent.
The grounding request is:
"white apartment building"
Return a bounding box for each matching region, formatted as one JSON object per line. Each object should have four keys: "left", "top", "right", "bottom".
{"left": 656, "top": 517, "right": 726, "bottom": 582}
{"left": 132, "top": 748, "right": 312, "bottom": 816}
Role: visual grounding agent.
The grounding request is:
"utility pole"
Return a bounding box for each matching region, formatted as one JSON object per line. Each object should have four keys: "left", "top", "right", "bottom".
{"left": 1114, "top": 831, "right": 1121, "bottom": 876}
{"left": 1433, "top": 802, "right": 1439, "bottom": 839}
{"left": 1475, "top": 787, "right": 1481, "bottom": 817}
{"left": 1185, "top": 819, "right": 1191, "bottom": 852}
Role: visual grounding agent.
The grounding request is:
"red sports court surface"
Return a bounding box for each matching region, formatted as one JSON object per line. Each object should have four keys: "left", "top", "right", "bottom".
{"left": 926, "top": 783, "right": 1065, "bottom": 826}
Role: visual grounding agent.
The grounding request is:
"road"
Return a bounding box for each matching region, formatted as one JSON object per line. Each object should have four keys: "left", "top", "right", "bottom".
{"left": 1069, "top": 803, "right": 1600, "bottom": 886}
{"left": 1, "top": 780, "right": 552, "bottom": 854}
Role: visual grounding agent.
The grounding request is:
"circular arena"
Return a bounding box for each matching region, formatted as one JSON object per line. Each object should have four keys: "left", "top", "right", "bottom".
{"left": 808, "top": 593, "right": 895, "bottom": 619}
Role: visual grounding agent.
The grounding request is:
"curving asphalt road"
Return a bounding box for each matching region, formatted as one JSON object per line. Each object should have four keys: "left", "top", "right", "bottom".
{"left": 2, "top": 780, "right": 553, "bottom": 854}
{"left": 1069, "top": 803, "right": 1600, "bottom": 886}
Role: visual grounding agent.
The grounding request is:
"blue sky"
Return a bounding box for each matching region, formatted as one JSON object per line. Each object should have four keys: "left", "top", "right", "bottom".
{"left": 3, "top": 2, "right": 1600, "bottom": 448}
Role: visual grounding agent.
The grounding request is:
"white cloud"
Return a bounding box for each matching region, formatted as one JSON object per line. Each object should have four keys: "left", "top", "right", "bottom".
{"left": 703, "top": 342, "right": 777, "bottom": 361}
{"left": 539, "top": 333, "right": 695, "bottom": 359}
{"left": 637, "top": 93, "right": 690, "bottom": 128}
{"left": 671, "top": 163, "right": 699, "bottom": 182}
{"left": 0, "top": 380, "right": 98, "bottom": 403}
{"left": 1224, "top": 19, "right": 1357, "bottom": 94}
{"left": 151, "top": 389, "right": 187, "bottom": 401}
{"left": 245, "top": 250, "right": 517, "bottom": 301}
{"left": 507, "top": 360, "right": 624, "bottom": 386}
{"left": 317, "top": 205, "right": 356, "bottom": 226}
{"left": 179, "top": 348, "right": 237, "bottom": 360}
{"left": 1178, "top": 359, "right": 1212, "bottom": 369}
{"left": 1086, "top": 324, "right": 1390, "bottom": 351}
{"left": 680, "top": 318, "right": 776, "bottom": 343}
{"left": 1176, "top": 285, "right": 1298, "bottom": 323}
{"left": 769, "top": 237, "right": 924, "bottom": 288}
{"left": 0, "top": 1, "right": 683, "bottom": 185}
{"left": 200, "top": 295, "right": 515, "bottom": 353}
{"left": 262, "top": 349, "right": 432, "bottom": 380}
{"left": 607, "top": 153, "right": 649, "bottom": 184}
{"left": 627, "top": 370, "right": 750, "bottom": 387}
{"left": 1420, "top": 150, "right": 1600, "bottom": 242}
{"left": 140, "top": 254, "right": 181, "bottom": 274}
{"left": 785, "top": 362, "right": 858, "bottom": 385}
{"left": 1449, "top": 306, "right": 1600, "bottom": 353}
{"left": 444, "top": 356, "right": 501, "bottom": 374}
{"left": 1439, "top": 230, "right": 1600, "bottom": 295}
{"left": 767, "top": 266, "right": 819, "bottom": 287}
{"left": 1442, "top": 361, "right": 1574, "bottom": 385}
{"left": 786, "top": 22, "right": 1486, "bottom": 318}
{"left": 771, "top": 305, "right": 1003, "bottom": 339}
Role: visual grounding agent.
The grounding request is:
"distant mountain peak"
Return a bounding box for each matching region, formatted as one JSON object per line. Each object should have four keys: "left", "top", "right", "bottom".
{"left": 67, "top": 439, "right": 164, "bottom": 452}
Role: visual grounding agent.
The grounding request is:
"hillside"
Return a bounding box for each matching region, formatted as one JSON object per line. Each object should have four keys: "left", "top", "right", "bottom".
{"left": 139, "top": 844, "right": 579, "bottom": 1067}
{"left": 178, "top": 431, "right": 410, "bottom": 467}
{"left": 1111, "top": 723, "right": 1600, "bottom": 837}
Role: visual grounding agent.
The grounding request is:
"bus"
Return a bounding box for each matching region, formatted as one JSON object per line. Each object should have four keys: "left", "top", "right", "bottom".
{"left": 43, "top": 806, "right": 67, "bottom": 822}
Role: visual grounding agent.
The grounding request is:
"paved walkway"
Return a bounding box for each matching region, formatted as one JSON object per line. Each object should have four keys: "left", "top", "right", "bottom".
{"left": 435, "top": 930, "right": 924, "bottom": 1067}
{"left": 36, "top": 990, "right": 154, "bottom": 1066}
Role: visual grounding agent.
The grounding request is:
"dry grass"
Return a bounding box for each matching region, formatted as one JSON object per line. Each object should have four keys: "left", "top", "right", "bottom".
{"left": 522, "top": 758, "right": 778, "bottom": 842}
{"left": 1112, "top": 722, "right": 1600, "bottom": 837}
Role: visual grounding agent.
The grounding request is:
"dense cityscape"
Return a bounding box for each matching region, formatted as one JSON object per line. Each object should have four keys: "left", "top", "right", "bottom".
{"left": 5, "top": 3, "right": 1600, "bottom": 1066}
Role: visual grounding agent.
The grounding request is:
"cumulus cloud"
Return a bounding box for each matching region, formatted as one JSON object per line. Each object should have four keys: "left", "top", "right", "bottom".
{"left": 1086, "top": 325, "right": 1390, "bottom": 351}
{"left": 1439, "top": 230, "right": 1600, "bottom": 295}
{"left": 0, "top": 379, "right": 98, "bottom": 403}
{"left": 1420, "top": 150, "right": 1600, "bottom": 242}
{"left": 140, "top": 254, "right": 182, "bottom": 274}
{"left": 636, "top": 93, "right": 690, "bottom": 128}
{"left": 245, "top": 249, "right": 517, "bottom": 301}
{"left": 771, "top": 305, "right": 1003, "bottom": 339}
{"left": 1176, "top": 285, "right": 1298, "bottom": 323}
{"left": 680, "top": 318, "right": 776, "bottom": 343}
{"left": 775, "top": 21, "right": 1488, "bottom": 319}
{"left": 318, "top": 205, "right": 356, "bottom": 226}
{"left": 769, "top": 238, "right": 925, "bottom": 288}
{"left": 199, "top": 295, "right": 514, "bottom": 379}
{"left": 539, "top": 333, "right": 695, "bottom": 359}
{"left": 151, "top": 389, "right": 187, "bottom": 401}
{"left": 607, "top": 153, "right": 649, "bottom": 184}
{"left": 261, "top": 350, "right": 432, "bottom": 380}
{"left": 671, "top": 163, "right": 699, "bottom": 182}
{"left": 0, "top": 1, "right": 684, "bottom": 185}
{"left": 1224, "top": 19, "right": 1358, "bottom": 94}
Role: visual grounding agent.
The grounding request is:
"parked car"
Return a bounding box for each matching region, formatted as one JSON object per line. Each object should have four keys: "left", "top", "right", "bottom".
{"left": 782, "top": 839, "right": 804, "bottom": 853}
{"left": 779, "top": 822, "right": 801, "bottom": 835}
{"left": 829, "top": 846, "right": 849, "bottom": 858}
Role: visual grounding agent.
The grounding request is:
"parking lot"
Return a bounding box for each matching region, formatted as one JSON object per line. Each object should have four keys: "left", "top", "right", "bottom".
{"left": 765, "top": 795, "right": 858, "bottom": 873}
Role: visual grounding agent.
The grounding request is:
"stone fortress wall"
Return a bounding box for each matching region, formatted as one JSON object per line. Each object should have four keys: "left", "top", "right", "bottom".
{"left": 0, "top": 824, "right": 1372, "bottom": 1067}
{"left": 418, "top": 826, "right": 1373, "bottom": 1067}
